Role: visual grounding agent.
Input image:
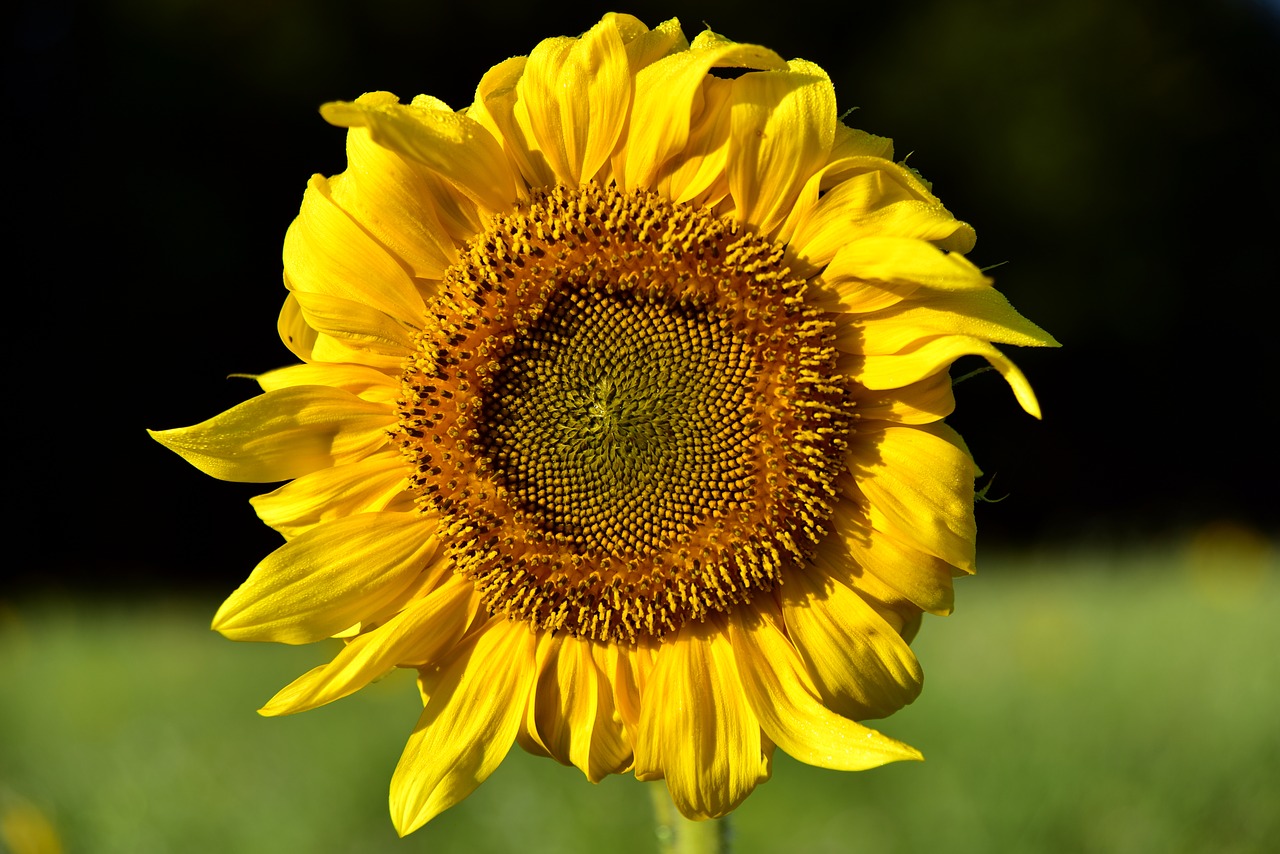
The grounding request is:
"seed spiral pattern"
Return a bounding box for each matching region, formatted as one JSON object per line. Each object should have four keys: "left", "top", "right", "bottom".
{"left": 479, "top": 289, "right": 757, "bottom": 556}
{"left": 395, "top": 184, "right": 854, "bottom": 642}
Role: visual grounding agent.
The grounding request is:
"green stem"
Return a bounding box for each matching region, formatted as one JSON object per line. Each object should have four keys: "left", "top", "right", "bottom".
{"left": 649, "top": 783, "right": 730, "bottom": 854}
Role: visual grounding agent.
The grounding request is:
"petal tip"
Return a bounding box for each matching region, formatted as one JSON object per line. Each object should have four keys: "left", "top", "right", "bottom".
{"left": 389, "top": 790, "right": 440, "bottom": 839}
{"left": 210, "top": 597, "right": 262, "bottom": 642}
{"left": 858, "top": 729, "right": 924, "bottom": 766}
{"left": 209, "top": 606, "right": 229, "bottom": 633}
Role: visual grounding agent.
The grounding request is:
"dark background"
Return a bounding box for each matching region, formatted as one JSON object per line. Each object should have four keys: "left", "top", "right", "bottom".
{"left": 12, "top": 0, "right": 1277, "bottom": 594}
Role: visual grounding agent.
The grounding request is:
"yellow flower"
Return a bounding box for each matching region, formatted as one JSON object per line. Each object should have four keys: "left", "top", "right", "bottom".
{"left": 150, "top": 13, "right": 1056, "bottom": 836}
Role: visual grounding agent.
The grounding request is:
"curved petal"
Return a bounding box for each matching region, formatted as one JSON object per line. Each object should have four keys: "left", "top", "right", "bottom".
{"left": 854, "top": 372, "right": 956, "bottom": 425}
{"left": 781, "top": 562, "right": 923, "bottom": 720}
{"left": 278, "top": 292, "right": 318, "bottom": 362}
{"left": 843, "top": 287, "right": 1059, "bottom": 356}
{"left": 148, "top": 386, "right": 395, "bottom": 483}
{"left": 608, "top": 18, "right": 687, "bottom": 198}
{"left": 327, "top": 127, "right": 458, "bottom": 282}
{"left": 418, "top": 169, "right": 483, "bottom": 244}
{"left": 826, "top": 499, "right": 958, "bottom": 614}
{"left": 729, "top": 60, "right": 836, "bottom": 235}
{"left": 250, "top": 453, "right": 412, "bottom": 539}
{"left": 472, "top": 56, "right": 554, "bottom": 189}
{"left": 829, "top": 122, "right": 893, "bottom": 162}
{"left": 278, "top": 285, "right": 409, "bottom": 371}
{"left": 260, "top": 573, "right": 477, "bottom": 715}
{"left": 807, "top": 273, "right": 918, "bottom": 316}
{"left": 660, "top": 76, "right": 735, "bottom": 206}
{"left": 290, "top": 290, "right": 418, "bottom": 358}
{"left": 212, "top": 512, "right": 440, "bottom": 644}
{"left": 390, "top": 619, "right": 536, "bottom": 836}
{"left": 592, "top": 639, "right": 656, "bottom": 738}
{"left": 789, "top": 159, "right": 977, "bottom": 269}
{"left": 616, "top": 14, "right": 688, "bottom": 71}
{"left": 849, "top": 424, "right": 978, "bottom": 574}
{"left": 850, "top": 335, "right": 1044, "bottom": 418}
{"left": 809, "top": 541, "right": 929, "bottom": 638}
{"left": 517, "top": 17, "right": 633, "bottom": 185}
{"left": 819, "top": 236, "right": 993, "bottom": 305}
{"left": 283, "top": 174, "right": 425, "bottom": 326}
{"left": 625, "top": 36, "right": 784, "bottom": 191}
{"left": 322, "top": 92, "right": 517, "bottom": 213}
{"left": 524, "top": 633, "right": 632, "bottom": 782}
{"left": 308, "top": 331, "right": 407, "bottom": 372}
{"left": 253, "top": 363, "right": 399, "bottom": 404}
{"left": 728, "top": 601, "right": 923, "bottom": 770}
{"left": 635, "top": 619, "right": 769, "bottom": 820}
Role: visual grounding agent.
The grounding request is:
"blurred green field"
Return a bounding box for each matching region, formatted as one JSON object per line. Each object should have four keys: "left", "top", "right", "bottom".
{"left": 3, "top": 549, "right": 1277, "bottom": 853}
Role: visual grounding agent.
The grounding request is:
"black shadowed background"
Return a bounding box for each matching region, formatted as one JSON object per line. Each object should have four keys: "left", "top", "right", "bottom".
{"left": 15, "top": 0, "right": 1275, "bottom": 594}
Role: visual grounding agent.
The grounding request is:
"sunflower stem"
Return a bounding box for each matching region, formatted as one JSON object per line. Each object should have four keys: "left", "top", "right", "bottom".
{"left": 649, "top": 783, "right": 730, "bottom": 854}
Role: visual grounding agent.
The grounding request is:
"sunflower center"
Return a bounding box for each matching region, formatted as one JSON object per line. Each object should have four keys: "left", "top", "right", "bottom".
{"left": 477, "top": 288, "right": 757, "bottom": 556}
{"left": 397, "top": 184, "right": 852, "bottom": 643}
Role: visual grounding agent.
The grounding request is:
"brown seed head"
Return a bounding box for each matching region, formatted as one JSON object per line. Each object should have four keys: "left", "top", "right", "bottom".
{"left": 396, "top": 184, "right": 853, "bottom": 642}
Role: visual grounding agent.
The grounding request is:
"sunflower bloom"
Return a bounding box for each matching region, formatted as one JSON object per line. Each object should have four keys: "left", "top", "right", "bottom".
{"left": 151, "top": 13, "right": 1056, "bottom": 836}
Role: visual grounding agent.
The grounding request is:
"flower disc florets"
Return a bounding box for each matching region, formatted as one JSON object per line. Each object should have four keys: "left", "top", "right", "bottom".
{"left": 396, "top": 184, "right": 854, "bottom": 642}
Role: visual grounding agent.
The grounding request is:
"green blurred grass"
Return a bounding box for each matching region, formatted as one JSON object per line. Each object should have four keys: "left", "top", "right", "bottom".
{"left": 3, "top": 550, "right": 1277, "bottom": 853}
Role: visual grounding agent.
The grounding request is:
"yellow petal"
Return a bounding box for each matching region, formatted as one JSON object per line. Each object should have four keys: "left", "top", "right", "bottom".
{"left": 517, "top": 17, "right": 633, "bottom": 185}
{"left": 212, "top": 512, "right": 439, "bottom": 644}
{"left": 308, "top": 330, "right": 406, "bottom": 372}
{"left": 290, "top": 290, "right": 417, "bottom": 358}
{"left": 472, "top": 56, "right": 554, "bottom": 189}
{"left": 283, "top": 174, "right": 425, "bottom": 326}
{"left": 327, "top": 126, "right": 457, "bottom": 281}
{"left": 829, "top": 122, "right": 893, "bottom": 161}
{"left": 827, "top": 499, "right": 958, "bottom": 614}
{"left": 346, "top": 550, "right": 479, "bottom": 649}
{"left": 842, "top": 287, "right": 1059, "bottom": 356}
{"left": 592, "top": 639, "right": 656, "bottom": 738}
{"left": 277, "top": 292, "right": 317, "bottom": 362}
{"left": 852, "top": 334, "right": 1044, "bottom": 418}
{"left": 615, "top": 14, "right": 688, "bottom": 71}
{"left": 626, "top": 36, "right": 784, "bottom": 191}
{"left": 808, "top": 273, "right": 917, "bottom": 316}
{"left": 774, "top": 159, "right": 846, "bottom": 257}
{"left": 417, "top": 168, "right": 483, "bottom": 245}
{"left": 728, "top": 603, "right": 923, "bottom": 770}
{"left": 521, "top": 632, "right": 577, "bottom": 760}
{"left": 322, "top": 92, "right": 517, "bottom": 213}
{"left": 608, "top": 19, "right": 688, "bottom": 197}
{"left": 635, "top": 619, "right": 769, "bottom": 820}
{"left": 148, "top": 386, "right": 395, "bottom": 483}
{"left": 790, "top": 159, "right": 976, "bottom": 269}
{"left": 854, "top": 371, "right": 956, "bottom": 425}
{"left": 525, "top": 633, "right": 632, "bottom": 783}
{"left": 659, "top": 76, "right": 735, "bottom": 206}
{"left": 250, "top": 453, "right": 411, "bottom": 539}
{"left": 807, "top": 543, "right": 929, "bottom": 641}
{"left": 849, "top": 424, "right": 978, "bottom": 574}
{"left": 729, "top": 60, "right": 836, "bottom": 235}
{"left": 781, "top": 563, "right": 923, "bottom": 720}
{"left": 260, "top": 573, "right": 476, "bottom": 715}
{"left": 820, "top": 236, "right": 993, "bottom": 303}
{"left": 390, "top": 619, "right": 536, "bottom": 835}
{"left": 278, "top": 285, "right": 409, "bottom": 371}
{"left": 253, "top": 363, "right": 399, "bottom": 404}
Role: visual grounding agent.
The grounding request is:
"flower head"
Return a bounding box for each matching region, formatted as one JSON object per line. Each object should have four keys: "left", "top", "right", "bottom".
{"left": 151, "top": 13, "right": 1056, "bottom": 836}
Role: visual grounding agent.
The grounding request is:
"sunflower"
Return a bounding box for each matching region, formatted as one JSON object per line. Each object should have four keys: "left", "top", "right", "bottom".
{"left": 151, "top": 12, "right": 1056, "bottom": 836}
